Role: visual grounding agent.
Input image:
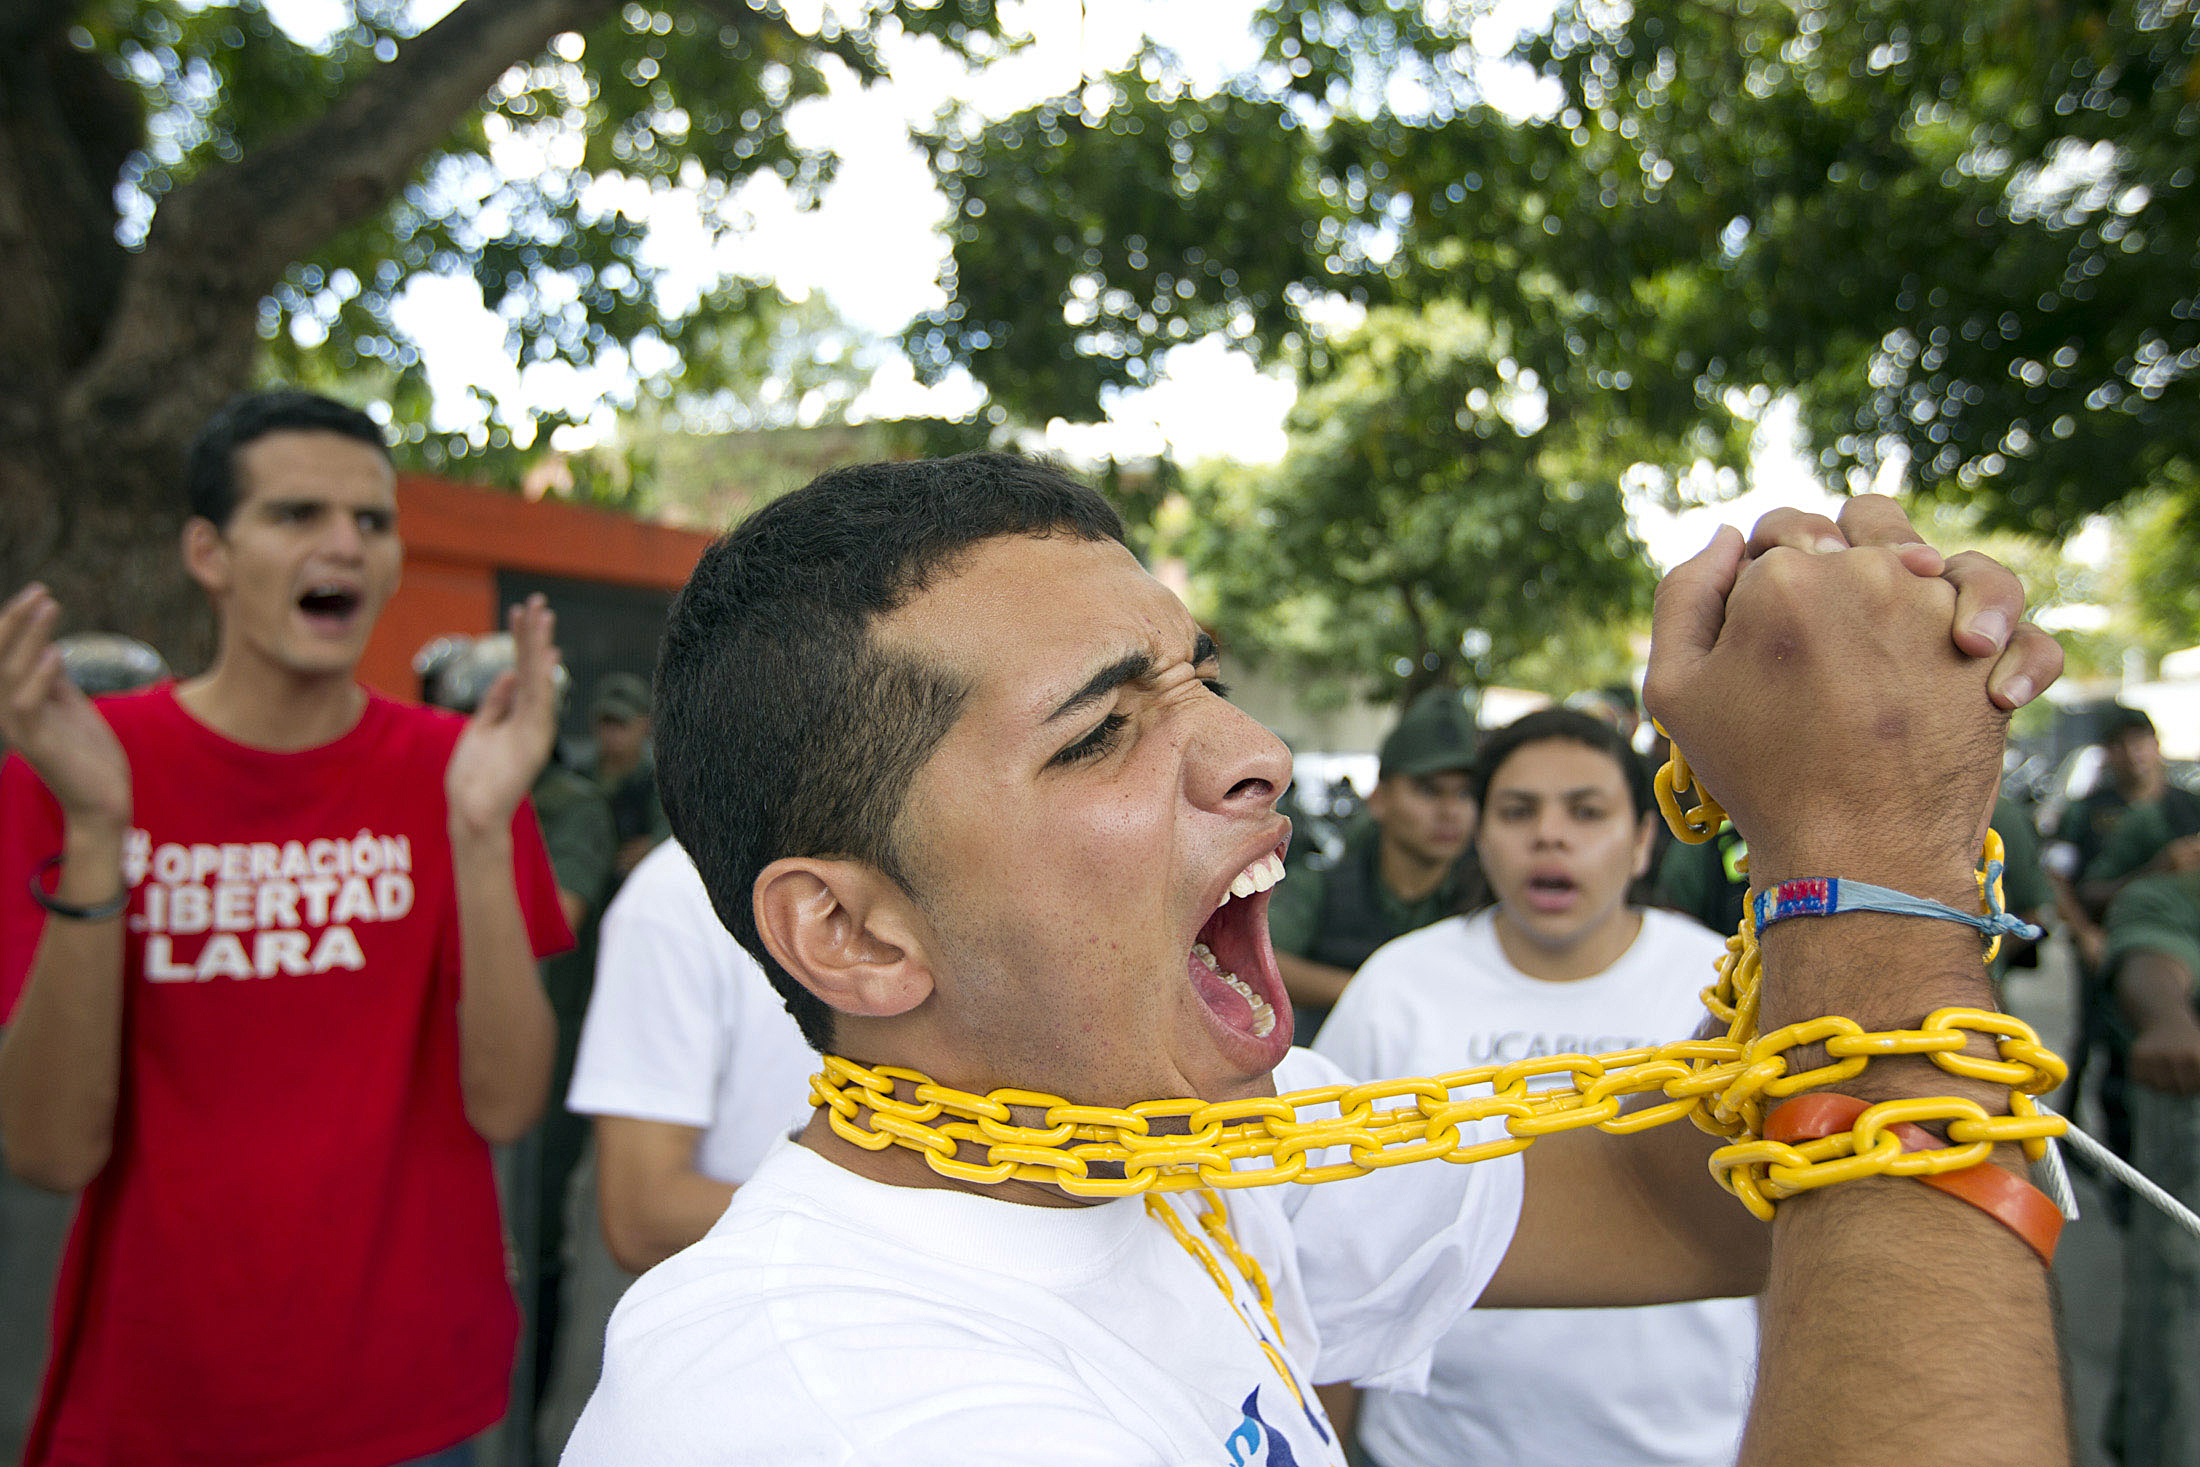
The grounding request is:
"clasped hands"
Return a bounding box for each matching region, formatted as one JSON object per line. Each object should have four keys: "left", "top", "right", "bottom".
{"left": 1645, "top": 495, "right": 2063, "bottom": 906}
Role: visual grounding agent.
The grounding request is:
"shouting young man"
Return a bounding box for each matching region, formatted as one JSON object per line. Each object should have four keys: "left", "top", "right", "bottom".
{"left": 0, "top": 389, "right": 572, "bottom": 1467}
{"left": 565, "top": 454, "right": 2069, "bottom": 1466}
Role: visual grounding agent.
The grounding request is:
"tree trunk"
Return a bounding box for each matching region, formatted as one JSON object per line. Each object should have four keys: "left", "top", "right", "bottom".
{"left": 0, "top": 0, "right": 617, "bottom": 671}
{"left": 1, "top": 409, "right": 213, "bottom": 672}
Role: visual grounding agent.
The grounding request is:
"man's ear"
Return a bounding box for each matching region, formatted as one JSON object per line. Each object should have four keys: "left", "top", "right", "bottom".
{"left": 180, "top": 516, "right": 227, "bottom": 597}
{"left": 753, "top": 857, "right": 933, "bottom": 1021}
{"left": 1363, "top": 779, "right": 1392, "bottom": 822}
{"left": 1631, "top": 812, "right": 1659, "bottom": 880}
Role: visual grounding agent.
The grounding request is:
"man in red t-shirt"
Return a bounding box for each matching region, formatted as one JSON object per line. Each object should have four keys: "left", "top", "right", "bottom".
{"left": 0, "top": 389, "right": 573, "bottom": 1467}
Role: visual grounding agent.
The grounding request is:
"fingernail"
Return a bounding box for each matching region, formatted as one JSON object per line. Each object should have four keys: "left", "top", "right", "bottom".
{"left": 1997, "top": 672, "right": 2035, "bottom": 706}
{"left": 1969, "top": 610, "right": 2011, "bottom": 651}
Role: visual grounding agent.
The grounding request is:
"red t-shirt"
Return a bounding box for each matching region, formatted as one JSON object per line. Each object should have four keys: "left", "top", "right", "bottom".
{"left": 0, "top": 686, "right": 572, "bottom": 1467}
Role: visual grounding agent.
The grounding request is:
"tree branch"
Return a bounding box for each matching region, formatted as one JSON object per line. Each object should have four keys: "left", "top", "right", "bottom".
{"left": 0, "top": 0, "right": 78, "bottom": 55}
{"left": 687, "top": 0, "right": 883, "bottom": 81}
{"left": 66, "top": 0, "right": 620, "bottom": 459}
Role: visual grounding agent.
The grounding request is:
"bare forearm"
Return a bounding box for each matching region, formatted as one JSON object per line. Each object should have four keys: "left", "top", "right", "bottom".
{"left": 1277, "top": 952, "right": 1353, "bottom": 1008}
{"left": 2045, "top": 875, "right": 2096, "bottom": 944}
{"left": 451, "top": 822, "right": 554, "bottom": 1144}
{"left": 1743, "top": 889, "right": 2067, "bottom": 1463}
{"left": 601, "top": 1165, "right": 736, "bottom": 1273}
{"left": 0, "top": 818, "right": 128, "bottom": 1190}
{"left": 1619, "top": 1106, "right": 1770, "bottom": 1294}
{"left": 1744, "top": 1174, "right": 2064, "bottom": 1466}
{"left": 2118, "top": 955, "right": 2199, "bottom": 1035}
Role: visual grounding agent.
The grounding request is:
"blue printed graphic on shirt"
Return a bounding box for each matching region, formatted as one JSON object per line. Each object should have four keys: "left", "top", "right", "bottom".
{"left": 1222, "top": 1387, "right": 1303, "bottom": 1467}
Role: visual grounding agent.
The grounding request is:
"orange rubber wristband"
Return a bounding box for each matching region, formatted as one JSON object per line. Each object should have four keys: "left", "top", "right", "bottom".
{"left": 1763, "top": 1093, "right": 2063, "bottom": 1265}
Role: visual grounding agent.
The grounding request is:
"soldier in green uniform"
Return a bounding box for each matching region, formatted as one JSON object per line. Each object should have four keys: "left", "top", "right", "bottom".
{"left": 422, "top": 635, "right": 617, "bottom": 1455}
{"left": 2049, "top": 707, "right": 2200, "bottom": 1171}
{"left": 2052, "top": 708, "right": 2200, "bottom": 965}
{"left": 586, "top": 673, "right": 671, "bottom": 887}
{"left": 2098, "top": 868, "right": 2200, "bottom": 1467}
{"left": 1267, "top": 687, "right": 1479, "bottom": 1043}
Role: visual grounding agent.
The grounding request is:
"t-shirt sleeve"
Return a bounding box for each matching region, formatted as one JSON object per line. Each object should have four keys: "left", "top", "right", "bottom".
{"left": 2103, "top": 874, "right": 2200, "bottom": 991}
{"left": 1265, "top": 865, "right": 1324, "bottom": 958}
{"left": 510, "top": 797, "right": 574, "bottom": 960}
{"left": 567, "top": 878, "right": 726, "bottom": 1127}
{"left": 0, "top": 753, "right": 66, "bottom": 1022}
{"left": 1271, "top": 1047, "right": 1525, "bottom": 1393}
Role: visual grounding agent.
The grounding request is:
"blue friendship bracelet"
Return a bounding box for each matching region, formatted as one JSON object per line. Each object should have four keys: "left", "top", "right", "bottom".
{"left": 1753, "top": 860, "right": 2045, "bottom": 944}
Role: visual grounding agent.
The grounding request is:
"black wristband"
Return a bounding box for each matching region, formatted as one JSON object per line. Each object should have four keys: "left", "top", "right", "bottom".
{"left": 28, "top": 853, "right": 129, "bottom": 922}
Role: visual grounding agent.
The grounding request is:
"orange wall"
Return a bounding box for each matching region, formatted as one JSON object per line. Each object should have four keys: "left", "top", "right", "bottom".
{"left": 359, "top": 474, "right": 714, "bottom": 698}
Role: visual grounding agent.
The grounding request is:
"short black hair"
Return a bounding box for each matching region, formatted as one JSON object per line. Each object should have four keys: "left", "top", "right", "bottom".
{"left": 185, "top": 389, "right": 391, "bottom": 528}
{"left": 1471, "top": 707, "right": 1656, "bottom": 822}
{"left": 655, "top": 452, "right": 1128, "bottom": 1051}
{"left": 2101, "top": 704, "right": 2158, "bottom": 742}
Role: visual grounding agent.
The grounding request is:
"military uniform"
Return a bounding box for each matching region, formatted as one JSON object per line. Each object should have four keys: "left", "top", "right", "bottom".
{"left": 521, "top": 763, "right": 616, "bottom": 1420}
{"left": 2100, "top": 871, "right": 2200, "bottom": 1467}
{"left": 2062, "top": 785, "right": 2200, "bottom": 1169}
{"left": 1269, "top": 688, "right": 1480, "bottom": 1043}
{"left": 2081, "top": 788, "right": 2200, "bottom": 886}
{"left": 1268, "top": 832, "right": 1476, "bottom": 1040}
{"left": 1655, "top": 824, "right": 1750, "bottom": 941}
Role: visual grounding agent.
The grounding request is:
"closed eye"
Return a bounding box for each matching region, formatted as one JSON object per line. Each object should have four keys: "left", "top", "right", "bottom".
{"left": 1053, "top": 713, "right": 1127, "bottom": 766}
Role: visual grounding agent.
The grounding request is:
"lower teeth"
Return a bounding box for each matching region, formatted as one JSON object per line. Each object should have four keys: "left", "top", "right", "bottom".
{"left": 1193, "top": 942, "right": 1276, "bottom": 1038}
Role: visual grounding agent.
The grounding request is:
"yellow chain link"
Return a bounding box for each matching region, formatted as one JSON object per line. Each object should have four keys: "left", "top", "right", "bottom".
{"left": 1144, "top": 1189, "right": 1307, "bottom": 1408}
{"left": 812, "top": 741, "right": 2068, "bottom": 1223}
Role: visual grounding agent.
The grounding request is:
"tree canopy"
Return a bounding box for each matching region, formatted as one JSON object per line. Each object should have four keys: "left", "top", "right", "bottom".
{"left": 920, "top": 0, "right": 2198, "bottom": 539}
{"left": 2, "top": 0, "right": 1003, "bottom": 656}
{"left": 1170, "top": 303, "right": 1653, "bottom": 701}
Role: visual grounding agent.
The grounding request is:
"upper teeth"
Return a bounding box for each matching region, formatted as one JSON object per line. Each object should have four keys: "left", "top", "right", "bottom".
{"left": 1226, "top": 852, "right": 1286, "bottom": 901}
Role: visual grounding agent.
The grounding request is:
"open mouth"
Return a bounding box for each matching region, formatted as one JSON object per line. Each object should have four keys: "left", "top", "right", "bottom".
{"left": 1188, "top": 847, "right": 1292, "bottom": 1054}
{"left": 297, "top": 584, "right": 363, "bottom": 628}
{"left": 1522, "top": 869, "right": 1580, "bottom": 914}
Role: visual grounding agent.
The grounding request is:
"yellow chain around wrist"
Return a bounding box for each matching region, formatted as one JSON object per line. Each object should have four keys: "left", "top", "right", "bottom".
{"left": 812, "top": 742, "right": 2068, "bottom": 1220}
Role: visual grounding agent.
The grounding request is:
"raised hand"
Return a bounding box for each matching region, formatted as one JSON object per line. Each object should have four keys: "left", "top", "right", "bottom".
{"left": 1736, "top": 498, "right": 2062, "bottom": 711}
{"left": 0, "top": 585, "right": 132, "bottom": 830}
{"left": 1644, "top": 496, "right": 2063, "bottom": 896}
{"left": 445, "top": 596, "right": 560, "bottom": 838}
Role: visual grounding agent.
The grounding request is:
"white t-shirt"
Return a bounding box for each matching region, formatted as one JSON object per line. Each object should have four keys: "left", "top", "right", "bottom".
{"left": 560, "top": 1049, "right": 1525, "bottom": 1466}
{"left": 567, "top": 840, "right": 817, "bottom": 1184}
{"left": 1316, "top": 908, "right": 1758, "bottom": 1467}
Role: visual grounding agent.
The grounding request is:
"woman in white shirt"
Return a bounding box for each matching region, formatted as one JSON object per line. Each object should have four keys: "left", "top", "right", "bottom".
{"left": 1315, "top": 706, "right": 1757, "bottom": 1467}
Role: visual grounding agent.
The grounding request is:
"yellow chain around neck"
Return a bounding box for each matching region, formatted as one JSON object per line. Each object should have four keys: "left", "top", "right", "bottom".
{"left": 812, "top": 742, "right": 2067, "bottom": 1220}
{"left": 1145, "top": 1189, "right": 1306, "bottom": 1409}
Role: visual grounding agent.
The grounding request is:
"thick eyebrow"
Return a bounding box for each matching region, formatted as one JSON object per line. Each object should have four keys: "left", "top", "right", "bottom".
{"left": 1491, "top": 783, "right": 1618, "bottom": 803}
{"left": 1042, "top": 633, "right": 1219, "bottom": 726}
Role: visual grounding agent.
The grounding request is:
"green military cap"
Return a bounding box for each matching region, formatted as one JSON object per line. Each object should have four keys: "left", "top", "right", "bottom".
{"left": 1378, "top": 686, "right": 1478, "bottom": 781}
{"left": 590, "top": 671, "right": 652, "bottom": 723}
